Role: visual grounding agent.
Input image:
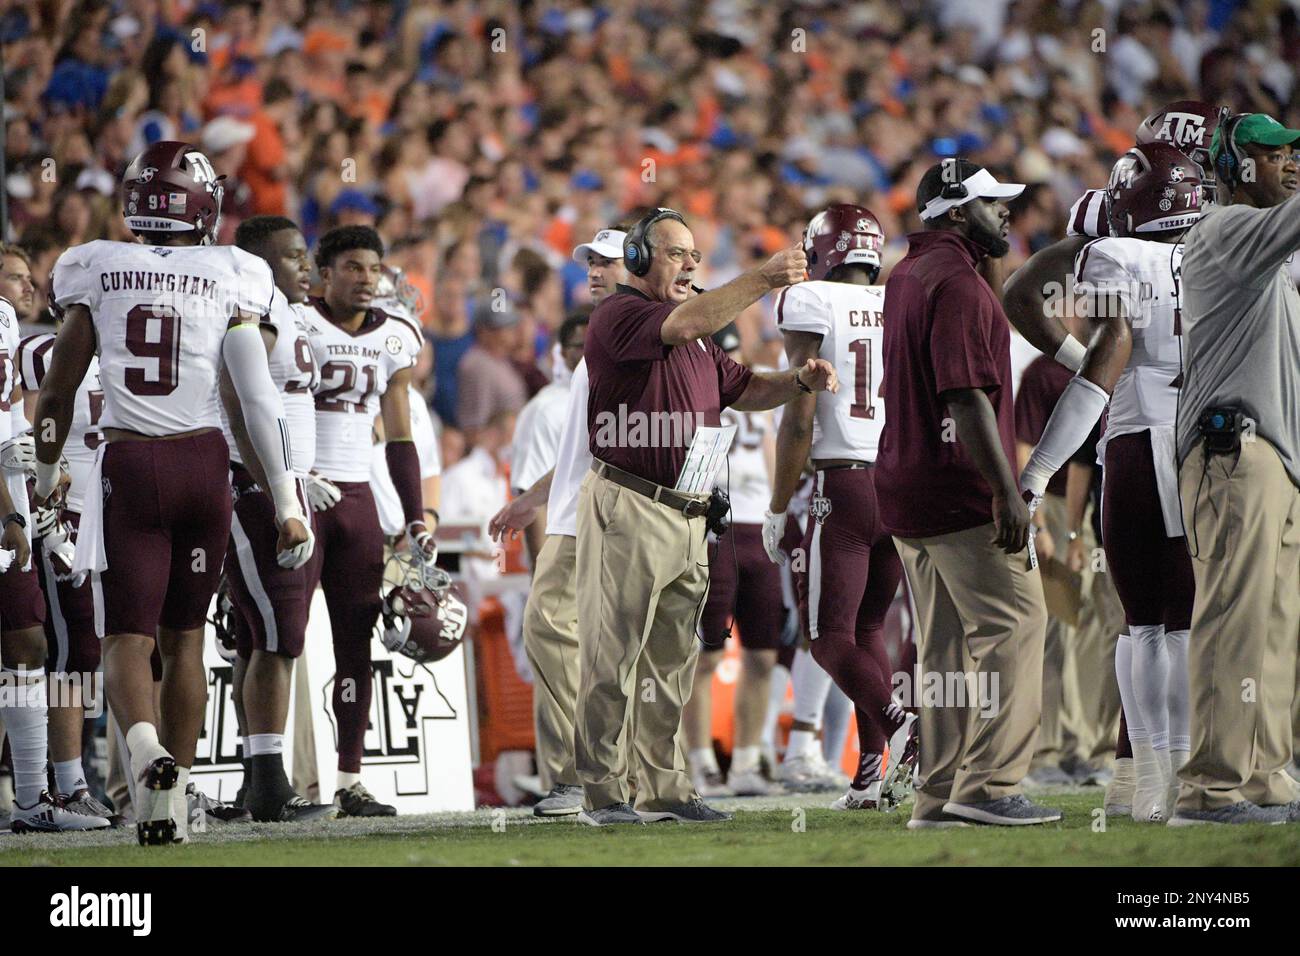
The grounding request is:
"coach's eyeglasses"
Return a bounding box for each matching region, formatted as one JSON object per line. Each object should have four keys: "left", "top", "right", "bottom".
{"left": 663, "top": 246, "right": 703, "bottom": 265}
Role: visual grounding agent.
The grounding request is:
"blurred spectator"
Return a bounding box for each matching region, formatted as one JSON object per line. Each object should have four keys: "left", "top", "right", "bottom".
{"left": 201, "top": 116, "right": 256, "bottom": 244}
{"left": 456, "top": 300, "right": 528, "bottom": 447}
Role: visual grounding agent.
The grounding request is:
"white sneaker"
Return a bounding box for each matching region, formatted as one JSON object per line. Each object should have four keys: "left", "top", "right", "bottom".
{"left": 10, "top": 791, "right": 111, "bottom": 832}
{"left": 726, "top": 766, "right": 771, "bottom": 797}
{"left": 778, "top": 749, "right": 847, "bottom": 792}
{"left": 691, "top": 767, "right": 733, "bottom": 798}
{"left": 1105, "top": 757, "right": 1135, "bottom": 817}
{"left": 831, "top": 780, "right": 882, "bottom": 811}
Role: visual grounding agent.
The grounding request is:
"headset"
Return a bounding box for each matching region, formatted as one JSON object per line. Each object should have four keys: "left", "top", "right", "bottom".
{"left": 1214, "top": 113, "right": 1249, "bottom": 191}
{"left": 623, "top": 207, "right": 687, "bottom": 277}
{"left": 938, "top": 157, "right": 969, "bottom": 201}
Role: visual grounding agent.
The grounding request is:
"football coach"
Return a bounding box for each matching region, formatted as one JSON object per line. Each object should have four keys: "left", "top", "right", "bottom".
{"left": 1173, "top": 113, "right": 1300, "bottom": 825}
{"left": 876, "top": 160, "right": 1059, "bottom": 828}
{"left": 575, "top": 207, "right": 837, "bottom": 826}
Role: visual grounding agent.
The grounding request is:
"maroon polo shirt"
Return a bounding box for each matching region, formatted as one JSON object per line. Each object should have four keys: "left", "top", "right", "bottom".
{"left": 875, "top": 231, "right": 1018, "bottom": 538}
{"left": 1015, "top": 355, "right": 1073, "bottom": 498}
{"left": 585, "top": 284, "right": 753, "bottom": 488}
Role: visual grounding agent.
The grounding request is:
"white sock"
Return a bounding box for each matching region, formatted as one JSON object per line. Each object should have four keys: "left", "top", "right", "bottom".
{"left": 337, "top": 770, "right": 361, "bottom": 792}
{"left": 761, "top": 664, "right": 789, "bottom": 751}
{"left": 171, "top": 766, "right": 191, "bottom": 842}
{"left": 246, "top": 733, "right": 285, "bottom": 757}
{"left": 125, "top": 720, "right": 170, "bottom": 782}
{"left": 688, "top": 747, "right": 719, "bottom": 775}
{"left": 786, "top": 729, "right": 817, "bottom": 760}
{"left": 1, "top": 667, "right": 48, "bottom": 807}
{"left": 821, "top": 684, "right": 852, "bottom": 765}
{"left": 731, "top": 745, "right": 760, "bottom": 774}
{"left": 1165, "top": 629, "right": 1190, "bottom": 753}
{"left": 54, "top": 757, "right": 88, "bottom": 796}
{"left": 1130, "top": 623, "right": 1170, "bottom": 752}
{"left": 1114, "top": 633, "right": 1138, "bottom": 744}
{"left": 790, "top": 648, "right": 832, "bottom": 727}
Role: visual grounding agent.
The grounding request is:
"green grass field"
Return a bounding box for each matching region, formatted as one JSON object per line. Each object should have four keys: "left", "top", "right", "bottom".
{"left": 3, "top": 791, "right": 1299, "bottom": 866}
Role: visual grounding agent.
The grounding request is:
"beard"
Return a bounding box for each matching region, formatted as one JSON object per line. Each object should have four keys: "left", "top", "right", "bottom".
{"left": 968, "top": 217, "right": 1010, "bottom": 258}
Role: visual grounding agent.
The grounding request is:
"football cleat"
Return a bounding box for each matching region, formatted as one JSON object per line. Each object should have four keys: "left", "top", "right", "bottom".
{"left": 778, "top": 749, "right": 848, "bottom": 792}
{"left": 880, "top": 713, "right": 919, "bottom": 809}
{"left": 335, "top": 782, "right": 396, "bottom": 818}
{"left": 136, "top": 756, "right": 179, "bottom": 846}
{"left": 60, "top": 789, "right": 124, "bottom": 827}
{"left": 187, "top": 783, "right": 252, "bottom": 824}
{"left": 726, "top": 766, "right": 772, "bottom": 797}
{"left": 831, "top": 780, "right": 882, "bottom": 811}
{"left": 262, "top": 795, "right": 337, "bottom": 823}
{"left": 378, "top": 552, "right": 468, "bottom": 665}
{"left": 10, "top": 791, "right": 111, "bottom": 833}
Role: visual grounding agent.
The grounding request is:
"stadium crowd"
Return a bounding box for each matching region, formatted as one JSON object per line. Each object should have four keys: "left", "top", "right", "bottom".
{"left": 2, "top": 0, "right": 1300, "bottom": 826}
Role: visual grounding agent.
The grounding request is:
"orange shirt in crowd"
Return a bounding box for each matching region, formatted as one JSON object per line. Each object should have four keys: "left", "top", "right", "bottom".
{"left": 240, "top": 110, "right": 287, "bottom": 215}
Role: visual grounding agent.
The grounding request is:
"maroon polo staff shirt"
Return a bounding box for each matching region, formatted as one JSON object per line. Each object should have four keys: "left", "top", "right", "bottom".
{"left": 584, "top": 284, "right": 753, "bottom": 488}
{"left": 875, "top": 231, "right": 1018, "bottom": 539}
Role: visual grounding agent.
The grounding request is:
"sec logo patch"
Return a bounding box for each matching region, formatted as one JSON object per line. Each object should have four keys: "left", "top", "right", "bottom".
{"left": 385, "top": 335, "right": 403, "bottom": 355}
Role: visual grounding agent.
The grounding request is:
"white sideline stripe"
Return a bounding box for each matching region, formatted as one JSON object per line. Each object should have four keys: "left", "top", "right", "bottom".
{"left": 41, "top": 543, "right": 70, "bottom": 672}
{"left": 808, "top": 471, "right": 824, "bottom": 641}
{"left": 231, "top": 512, "right": 279, "bottom": 653}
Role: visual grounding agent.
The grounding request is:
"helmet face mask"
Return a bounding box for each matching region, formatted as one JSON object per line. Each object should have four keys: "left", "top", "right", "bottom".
{"left": 803, "top": 204, "right": 885, "bottom": 282}
{"left": 378, "top": 553, "right": 468, "bottom": 665}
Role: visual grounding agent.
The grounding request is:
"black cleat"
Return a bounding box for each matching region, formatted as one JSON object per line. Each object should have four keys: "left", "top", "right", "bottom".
{"left": 335, "top": 782, "right": 396, "bottom": 817}
{"left": 252, "top": 793, "right": 338, "bottom": 823}
{"left": 187, "top": 783, "right": 253, "bottom": 823}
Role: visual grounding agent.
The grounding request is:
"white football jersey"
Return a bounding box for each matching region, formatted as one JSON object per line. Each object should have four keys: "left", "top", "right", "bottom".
{"left": 1075, "top": 236, "right": 1184, "bottom": 448}
{"left": 776, "top": 280, "right": 886, "bottom": 461}
{"left": 51, "top": 240, "right": 274, "bottom": 437}
{"left": 1066, "top": 189, "right": 1112, "bottom": 238}
{"left": 17, "top": 332, "right": 104, "bottom": 514}
{"left": 301, "top": 299, "right": 420, "bottom": 482}
{"left": 719, "top": 406, "right": 772, "bottom": 525}
{"left": 0, "top": 299, "right": 22, "bottom": 444}
{"left": 219, "top": 288, "right": 319, "bottom": 475}
{"left": 371, "top": 384, "right": 442, "bottom": 536}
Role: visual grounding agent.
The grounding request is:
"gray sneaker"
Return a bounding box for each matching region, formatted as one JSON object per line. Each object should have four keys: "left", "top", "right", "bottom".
{"left": 943, "top": 794, "right": 1063, "bottom": 826}
{"left": 534, "top": 784, "right": 584, "bottom": 817}
{"left": 1024, "top": 765, "right": 1074, "bottom": 787}
{"left": 638, "top": 798, "right": 734, "bottom": 823}
{"left": 577, "top": 802, "right": 645, "bottom": 827}
{"left": 1168, "top": 800, "right": 1288, "bottom": 827}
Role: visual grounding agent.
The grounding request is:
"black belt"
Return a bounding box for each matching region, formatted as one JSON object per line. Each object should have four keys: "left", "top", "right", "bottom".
{"left": 592, "top": 460, "right": 709, "bottom": 517}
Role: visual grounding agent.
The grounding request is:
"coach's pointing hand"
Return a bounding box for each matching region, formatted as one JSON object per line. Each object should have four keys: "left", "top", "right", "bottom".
{"left": 760, "top": 246, "right": 809, "bottom": 288}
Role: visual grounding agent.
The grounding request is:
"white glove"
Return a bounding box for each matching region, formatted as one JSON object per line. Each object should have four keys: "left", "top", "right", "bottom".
{"left": 1, "top": 432, "right": 35, "bottom": 474}
{"left": 0, "top": 549, "right": 13, "bottom": 573}
{"left": 277, "top": 522, "right": 315, "bottom": 570}
{"left": 46, "top": 534, "right": 76, "bottom": 575}
{"left": 407, "top": 522, "right": 438, "bottom": 565}
{"left": 762, "top": 509, "right": 788, "bottom": 565}
{"left": 304, "top": 473, "right": 342, "bottom": 512}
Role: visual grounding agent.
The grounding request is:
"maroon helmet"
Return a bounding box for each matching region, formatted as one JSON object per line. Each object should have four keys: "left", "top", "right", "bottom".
{"left": 1136, "top": 100, "right": 1228, "bottom": 203}
{"left": 378, "top": 553, "right": 469, "bottom": 665}
{"left": 802, "top": 204, "right": 885, "bottom": 282}
{"left": 121, "top": 141, "right": 225, "bottom": 244}
{"left": 1104, "top": 142, "right": 1203, "bottom": 238}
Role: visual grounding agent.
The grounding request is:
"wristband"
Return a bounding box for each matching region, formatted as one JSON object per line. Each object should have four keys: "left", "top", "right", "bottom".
{"left": 1054, "top": 335, "right": 1087, "bottom": 372}
{"left": 795, "top": 370, "right": 813, "bottom": 394}
{"left": 35, "top": 459, "right": 61, "bottom": 499}
{"left": 269, "top": 473, "right": 306, "bottom": 526}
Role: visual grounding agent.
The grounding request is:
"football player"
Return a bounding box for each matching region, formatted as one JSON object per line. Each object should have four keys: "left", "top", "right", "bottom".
{"left": 763, "top": 204, "right": 917, "bottom": 810}
{"left": 15, "top": 286, "right": 116, "bottom": 826}
{"left": 34, "top": 141, "right": 314, "bottom": 845}
{"left": 685, "top": 322, "right": 782, "bottom": 798}
{"left": 221, "top": 215, "right": 335, "bottom": 823}
{"left": 1003, "top": 99, "right": 1224, "bottom": 816}
{"left": 298, "top": 225, "right": 429, "bottom": 818}
{"left": 1019, "top": 143, "right": 1202, "bottom": 822}
{"left": 0, "top": 291, "right": 107, "bottom": 833}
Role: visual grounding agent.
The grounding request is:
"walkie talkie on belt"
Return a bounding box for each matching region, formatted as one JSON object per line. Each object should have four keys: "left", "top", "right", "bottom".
{"left": 1198, "top": 405, "right": 1246, "bottom": 455}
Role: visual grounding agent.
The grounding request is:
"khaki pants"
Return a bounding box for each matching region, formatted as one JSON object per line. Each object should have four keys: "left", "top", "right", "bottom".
{"left": 1068, "top": 513, "right": 1125, "bottom": 765}
{"left": 1178, "top": 438, "right": 1300, "bottom": 810}
{"left": 894, "top": 522, "right": 1047, "bottom": 820}
{"left": 523, "top": 533, "right": 581, "bottom": 791}
{"left": 574, "top": 471, "right": 706, "bottom": 811}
